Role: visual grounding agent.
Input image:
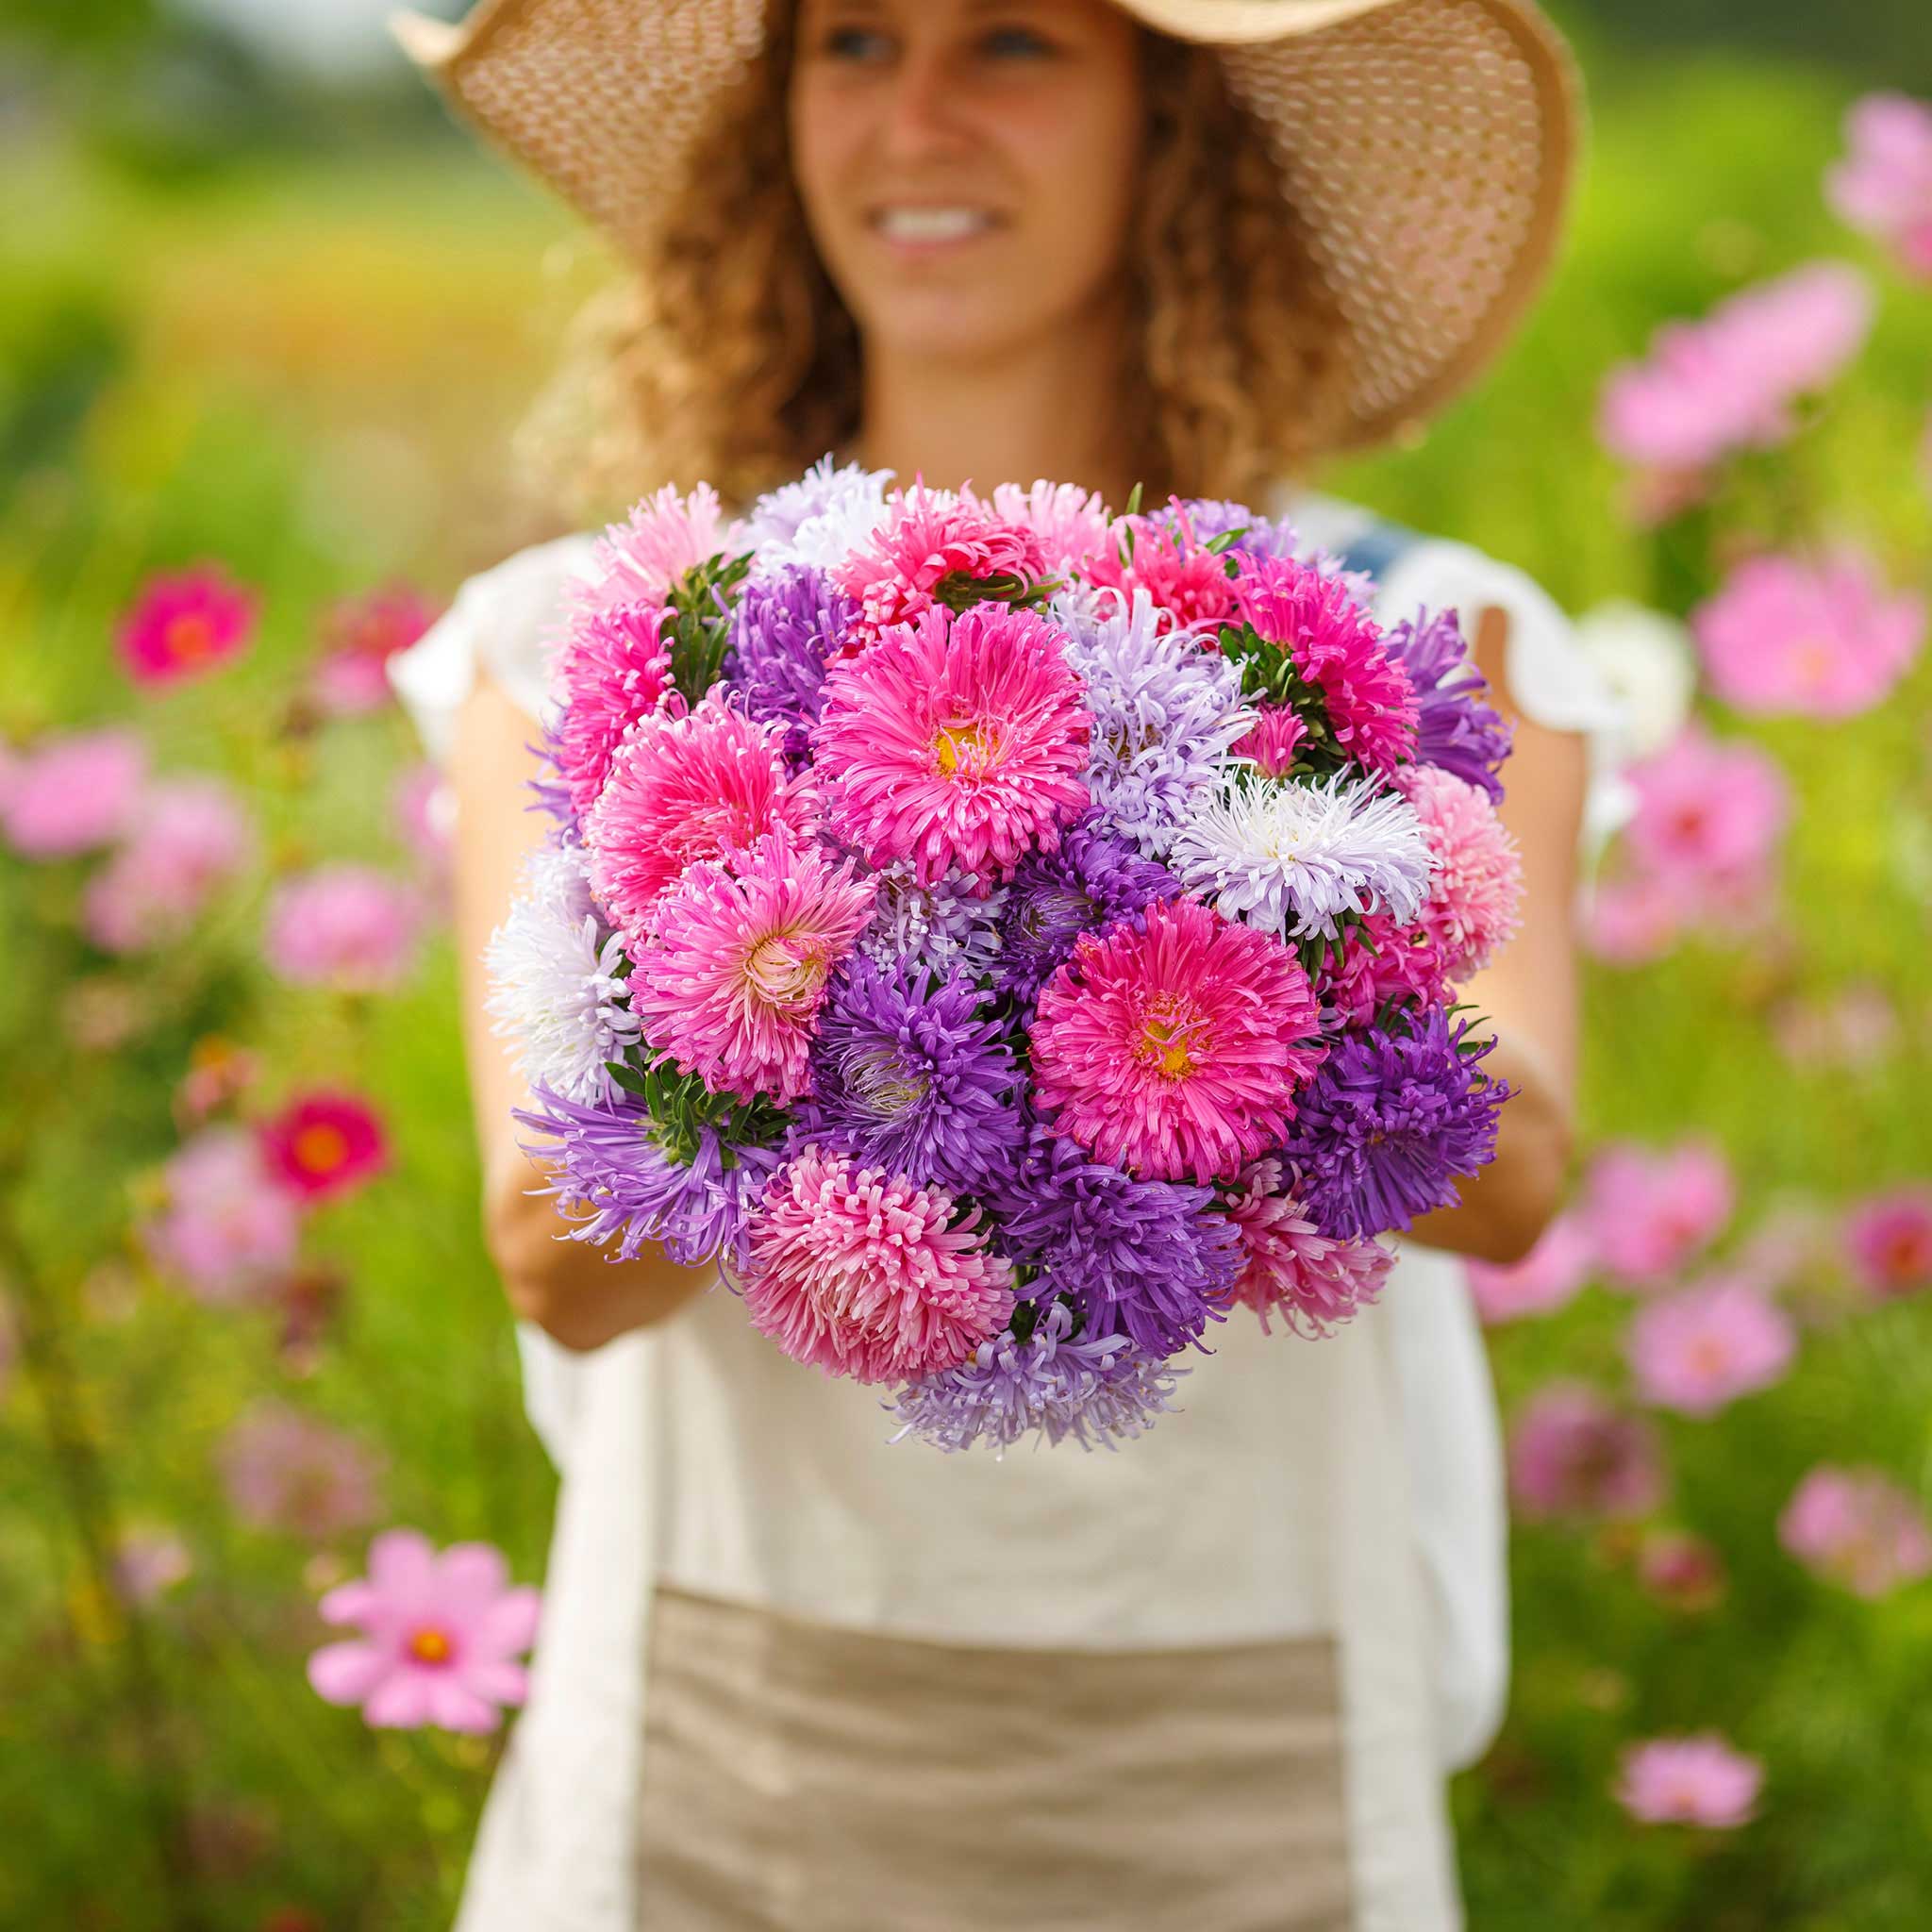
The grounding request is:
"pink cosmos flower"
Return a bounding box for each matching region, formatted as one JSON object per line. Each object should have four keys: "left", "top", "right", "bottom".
{"left": 81, "top": 774, "right": 254, "bottom": 952}
{"left": 1635, "top": 1528, "right": 1728, "bottom": 1613}
{"left": 1231, "top": 705, "right": 1308, "bottom": 777}
{"left": 1843, "top": 1187, "right": 1932, "bottom": 1299}
{"left": 0, "top": 727, "right": 146, "bottom": 859}
{"left": 1615, "top": 1736, "right": 1762, "bottom": 1828}
{"left": 1083, "top": 509, "right": 1239, "bottom": 636}
{"left": 583, "top": 693, "right": 818, "bottom": 943}
{"left": 117, "top": 562, "right": 258, "bottom": 688}
{"left": 112, "top": 1525, "right": 194, "bottom": 1605}
{"left": 258, "top": 1092, "right": 389, "bottom": 1204}
{"left": 1691, "top": 548, "right": 1924, "bottom": 718}
{"left": 220, "top": 1401, "right": 386, "bottom": 1540}
{"left": 1770, "top": 982, "right": 1899, "bottom": 1073}
{"left": 741, "top": 1146, "right": 1015, "bottom": 1383}
{"left": 626, "top": 825, "right": 875, "bottom": 1103}
{"left": 1312, "top": 907, "right": 1450, "bottom": 1030}
{"left": 144, "top": 1127, "right": 303, "bottom": 1304}
{"left": 547, "top": 601, "right": 675, "bottom": 819}
{"left": 980, "top": 479, "right": 1113, "bottom": 572}
{"left": 572, "top": 480, "right": 729, "bottom": 618}
{"left": 1825, "top": 92, "right": 1932, "bottom": 278}
{"left": 1627, "top": 1274, "right": 1796, "bottom": 1417}
{"left": 1031, "top": 899, "right": 1324, "bottom": 1185}
{"left": 391, "top": 760, "right": 453, "bottom": 892}
{"left": 1397, "top": 764, "right": 1523, "bottom": 979}
{"left": 812, "top": 602, "right": 1090, "bottom": 883}
{"left": 307, "top": 1528, "right": 540, "bottom": 1733}
{"left": 1581, "top": 1139, "right": 1734, "bottom": 1289}
{"left": 263, "top": 866, "right": 424, "bottom": 993}
{"left": 1583, "top": 868, "right": 1690, "bottom": 967}
{"left": 1779, "top": 1465, "right": 1932, "bottom": 1597}
{"left": 1598, "top": 261, "right": 1874, "bottom": 475}
{"left": 1507, "top": 1381, "right": 1667, "bottom": 1521}
{"left": 1620, "top": 723, "right": 1790, "bottom": 905}
{"left": 311, "top": 584, "right": 440, "bottom": 716}
{"left": 1469, "top": 1210, "right": 1595, "bottom": 1324}
{"left": 1222, "top": 1157, "right": 1392, "bottom": 1335}
{"left": 1229, "top": 554, "right": 1419, "bottom": 775}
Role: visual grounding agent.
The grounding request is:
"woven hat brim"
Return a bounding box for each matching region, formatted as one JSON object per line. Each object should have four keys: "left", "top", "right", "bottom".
{"left": 390, "top": 0, "right": 1581, "bottom": 458}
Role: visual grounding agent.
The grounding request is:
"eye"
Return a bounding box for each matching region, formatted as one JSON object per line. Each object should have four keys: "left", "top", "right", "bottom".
{"left": 818, "top": 25, "right": 893, "bottom": 62}
{"left": 982, "top": 25, "right": 1055, "bottom": 58}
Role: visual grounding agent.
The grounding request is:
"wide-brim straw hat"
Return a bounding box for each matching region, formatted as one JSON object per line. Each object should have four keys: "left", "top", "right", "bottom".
{"left": 390, "top": 0, "right": 1584, "bottom": 456}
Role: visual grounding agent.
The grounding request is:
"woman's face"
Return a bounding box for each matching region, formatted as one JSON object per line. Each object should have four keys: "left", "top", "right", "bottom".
{"left": 788, "top": 0, "right": 1147, "bottom": 366}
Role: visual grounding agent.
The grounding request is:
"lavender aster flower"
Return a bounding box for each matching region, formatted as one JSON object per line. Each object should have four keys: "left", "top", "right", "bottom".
{"left": 724, "top": 564, "right": 858, "bottom": 760}
{"left": 1278, "top": 1006, "right": 1512, "bottom": 1240}
{"left": 1168, "top": 771, "right": 1433, "bottom": 941}
{"left": 998, "top": 1124, "right": 1241, "bottom": 1356}
{"left": 1158, "top": 497, "right": 1303, "bottom": 561}
{"left": 857, "top": 860, "right": 1008, "bottom": 982}
{"left": 996, "top": 811, "right": 1179, "bottom": 1000}
{"left": 513, "top": 1085, "right": 781, "bottom": 1270}
{"left": 792, "top": 958, "right": 1023, "bottom": 1194}
{"left": 1382, "top": 607, "right": 1512, "bottom": 802}
{"left": 738, "top": 454, "right": 893, "bottom": 565}
{"left": 884, "top": 1298, "right": 1188, "bottom": 1456}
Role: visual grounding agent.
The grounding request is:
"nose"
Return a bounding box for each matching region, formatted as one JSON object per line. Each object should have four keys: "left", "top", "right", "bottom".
{"left": 876, "top": 42, "right": 974, "bottom": 164}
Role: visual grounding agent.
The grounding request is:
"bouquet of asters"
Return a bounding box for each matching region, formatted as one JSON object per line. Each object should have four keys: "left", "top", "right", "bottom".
{"left": 486, "top": 458, "right": 1522, "bottom": 1454}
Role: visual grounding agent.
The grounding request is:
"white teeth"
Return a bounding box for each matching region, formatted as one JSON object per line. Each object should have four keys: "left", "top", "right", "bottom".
{"left": 875, "top": 207, "right": 992, "bottom": 242}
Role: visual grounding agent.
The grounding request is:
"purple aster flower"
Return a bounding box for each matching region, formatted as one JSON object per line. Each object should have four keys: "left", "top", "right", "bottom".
{"left": 791, "top": 957, "right": 1023, "bottom": 1194}
{"left": 883, "top": 1297, "right": 1188, "bottom": 1455}
{"left": 996, "top": 1123, "right": 1241, "bottom": 1356}
{"left": 1158, "top": 497, "right": 1303, "bottom": 561}
{"left": 513, "top": 1086, "right": 781, "bottom": 1271}
{"left": 1382, "top": 607, "right": 1513, "bottom": 802}
{"left": 724, "top": 564, "right": 858, "bottom": 761}
{"left": 1277, "top": 1007, "right": 1512, "bottom": 1240}
{"left": 996, "top": 812, "right": 1179, "bottom": 1000}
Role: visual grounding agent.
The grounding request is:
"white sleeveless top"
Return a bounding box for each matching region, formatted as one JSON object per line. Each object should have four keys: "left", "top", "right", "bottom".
{"left": 389, "top": 486, "right": 1632, "bottom": 1932}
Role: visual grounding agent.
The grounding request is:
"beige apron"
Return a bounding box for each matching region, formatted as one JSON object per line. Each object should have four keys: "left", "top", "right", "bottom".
{"left": 635, "top": 1582, "right": 1356, "bottom": 1931}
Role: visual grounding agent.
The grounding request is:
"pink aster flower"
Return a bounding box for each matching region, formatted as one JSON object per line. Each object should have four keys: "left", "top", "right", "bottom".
{"left": 1627, "top": 1274, "right": 1796, "bottom": 1417}
{"left": 81, "top": 774, "right": 254, "bottom": 952}
{"left": 1581, "top": 1139, "right": 1735, "bottom": 1289}
{"left": 1032, "top": 899, "right": 1324, "bottom": 1185}
{"left": 311, "top": 584, "right": 440, "bottom": 716}
{"left": 219, "top": 1401, "right": 386, "bottom": 1540}
{"left": 1311, "top": 908, "right": 1450, "bottom": 1031}
{"left": 144, "top": 1127, "right": 303, "bottom": 1304}
{"left": 627, "top": 825, "right": 875, "bottom": 1103}
{"left": 1616, "top": 1736, "right": 1762, "bottom": 1829}
{"left": 1469, "top": 1210, "right": 1595, "bottom": 1324}
{"left": 1083, "top": 508, "right": 1239, "bottom": 636}
{"left": 1508, "top": 1381, "right": 1667, "bottom": 1521}
{"left": 813, "top": 602, "right": 1090, "bottom": 883}
{"left": 546, "top": 601, "right": 675, "bottom": 819}
{"left": 117, "top": 562, "right": 258, "bottom": 688}
{"left": 1222, "top": 1157, "right": 1392, "bottom": 1335}
{"left": 1825, "top": 92, "right": 1932, "bottom": 278}
{"left": 583, "top": 692, "right": 819, "bottom": 941}
{"left": 572, "top": 479, "right": 730, "bottom": 618}
{"left": 1690, "top": 547, "right": 1924, "bottom": 718}
{"left": 1231, "top": 704, "right": 1307, "bottom": 777}
{"left": 1842, "top": 1186, "right": 1932, "bottom": 1300}
{"left": 1396, "top": 764, "right": 1523, "bottom": 979}
{"left": 0, "top": 727, "right": 146, "bottom": 859}
{"left": 307, "top": 1528, "right": 540, "bottom": 1734}
{"left": 740, "top": 1145, "right": 1015, "bottom": 1383}
{"left": 1229, "top": 554, "right": 1419, "bottom": 775}
{"left": 980, "top": 479, "right": 1113, "bottom": 572}
{"left": 1779, "top": 1465, "right": 1932, "bottom": 1597}
{"left": 1621, "top": 722, "right": 1790, "bottom": 918}
{"left": 258, "top": 1092, "right": 389, "bottom": 1204}
{"left": 833, "top": 480, "right": 1047, "bottom": 644}
{"left": 263, "top": 866, "right": 424, "bottom": 993}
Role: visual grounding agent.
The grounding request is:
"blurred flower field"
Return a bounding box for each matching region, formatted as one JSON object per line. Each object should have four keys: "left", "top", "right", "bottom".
{"left": 2, "top": 42, "right": 1930, "bottom": 1932}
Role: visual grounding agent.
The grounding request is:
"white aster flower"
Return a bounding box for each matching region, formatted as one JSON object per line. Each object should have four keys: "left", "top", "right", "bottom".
{"left": 741, "top": 455, "right": 897, "bottom": 573}
{"left": 1170, "top": 772, "right": 1435, "bottom": 941}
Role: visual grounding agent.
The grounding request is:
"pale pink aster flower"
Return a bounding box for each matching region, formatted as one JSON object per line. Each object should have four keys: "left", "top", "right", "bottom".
{"left": 1469, "top": 1210, "right": 1595, "bottom": 1324}
{"left": 116, "top": 562, "right": 258, "bottom": 688}
{"left": 263, "top": 865, "right": 424, "bottom": 992}
{"left": 571, "top": 480, "right": 729, "bottom": 618}
{"left": 307, "top": 1528, "right": 541, "bottom": 1733}
{"left": 1779, "top": 1465, "right": 1932, "bottom": 1597}
{"left": 740, "top": 1145, "right": 1015, "bottom": 1383}
{"left": 1627, "top": 1274, "right": 1796, "bottom": 1417}
{"left": 1842, "top": 1186, "right": 1932, "bottom": 1299}
{"left": 1582, "top": 1139, "right": 1734, "bottom": 1288}
{"left": 311, "top": 584, "right": 439, "bottom": 716}
{"left": 1031, "top": 899, "right": 1324, "bottom": 1185}
{"left": 1691, "top": 548, "right": 1924, "bottom": 718}
{"left": 144, "top": 1127, "right": 303, "bottom": 1304}
{"left": 1621, "top": 722, "right": 1790, "bottom": 908}
{"left": 1222, "top": 1157, "right": 1392, "bottom": 1335}
{"left": 582, "top": 692, "right": 818, "bottom": 943}
{"left": 112, "top": 1524, "right": 194, "bottom": 1605}
{"left": 219, "top": 1401, "right": 386, "bottom": 1540}
{"left": 1397, "top": 764, "right": 1524, "bottom": 979}
{"left": 1616, "top": 1736, "right": 1762, "bottom": 1828}
{"left": 981, "top": 479, "right": 1113, "bottom": 572}
{"left": 1509, "top": 1381, "right": 1666, "bottom": 1521}
{"left": 0, "top": 727, "right": 146, "bottom": 859}
{"left": 1582, "top": 868, "right": 1690, "bottom": 968}
{"left": 1825, "top": 92, "right": 1932, "bottom": 278}
{"left": 813, "top": 602, "right": 1090, "bottom": 883}
{"left": 81, "top": 774, "right": 254, "bottom": 953}
{"left": 627, "top": 825, "right": 875, "bottom": 1103}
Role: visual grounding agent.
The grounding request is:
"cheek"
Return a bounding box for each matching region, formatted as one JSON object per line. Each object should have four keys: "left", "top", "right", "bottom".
{"left": 1010, "top": 92, "right": 1144, "bottom": 291}
{"left": 787, "top": 79, "right": 858, "bottom": 231}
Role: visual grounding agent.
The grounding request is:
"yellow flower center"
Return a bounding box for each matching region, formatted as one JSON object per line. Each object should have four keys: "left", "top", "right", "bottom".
{"left": 293, "top": 1124, "right": 350, "bottom": 1174}
{"left": 1135, "top": 993, "right": 1207, "bottom": 1081}
{"left": 164, "top": 613, "right": 217, "bottom": 663}
{"left": 742, "top": 932, "right": 826, "bottom": 1010}
{"left": 408, "top": 1626, "right": 453, "bottom": 1665}
{"left": 933, "top": 718, "right": 998, "bottom": 778}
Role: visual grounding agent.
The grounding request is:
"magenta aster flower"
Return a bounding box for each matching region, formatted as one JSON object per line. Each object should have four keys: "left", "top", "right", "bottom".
{"left": 1615, "top": 1736, "right": 1762, "bottom": 1830}
{"left": 1221, "top": 1158, "right": 1392, "bottom": 1336}
{"left": 308, "top": 1528, "right": 541, "bottom": 1734}
{"left": 1779, "top": 1464, "right": 1932, "bottom": 1597}
{"left": 1311, "top": 908, "right": 1450, "bottom": 1032}
{"left": 545, "top": 601, "right": 675, "bottom": 819}
{"left": 1031, "top": 899, "right": 1324, "bottom": 1185}
{"left": 813, "top": 602, "right": 1090, "bottom": 883}
{"left": 740, "top": 1146, "right": 1015, "bottom": 1383}
{"left": 1842, "top": 1185, "right": 1932, "bottom": 1299}
{"left": 117, "top": 562, "right": 258, "bottom": 688}
{"left": 1507, "top": 1381, "right": 1667, "bottom": 1521}
{"left": 571, "top": 480, "right": 730, "bottom": 618}
{"left": 1231, "top": 705, "right": 1307, "bottom": 776}
{"left": 263, "top": 865, "right": 424, "bottom": 993}
{"left": 1397, "top": 764, "right": 1523, "bottom": 980}
{"left": 1083, "top": 508, "right": 1240, "bottom": 636}
{"left": 0, "top": 727, "right": 146, "bottom": 860}
{"left": 627, "top": 826, "right": 875, "bottom": 1103}
{"left": 258, "top": 1091, "right": 389, "bottom": 1204}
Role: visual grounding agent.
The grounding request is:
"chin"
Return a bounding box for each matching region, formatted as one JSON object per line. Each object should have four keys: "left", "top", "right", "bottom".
{"left": 854, "top": 291, "right": 1066, "bottom": 369}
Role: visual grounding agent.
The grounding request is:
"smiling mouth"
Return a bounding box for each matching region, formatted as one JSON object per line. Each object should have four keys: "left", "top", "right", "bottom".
{"left": 868, "top": 206, "right": 1003, "bottom": 245}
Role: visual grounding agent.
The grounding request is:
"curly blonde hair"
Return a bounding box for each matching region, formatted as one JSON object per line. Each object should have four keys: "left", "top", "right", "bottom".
{"left": 514, "top": 14, "right": 1357, "bottom": 525}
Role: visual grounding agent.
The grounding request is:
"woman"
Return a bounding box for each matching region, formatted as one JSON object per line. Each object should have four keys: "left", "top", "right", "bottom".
{"left": 388, "top": 2, "right": 1629, "bottom": 1926}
